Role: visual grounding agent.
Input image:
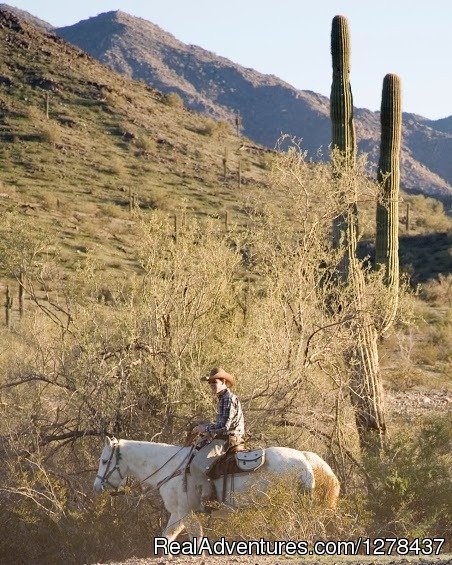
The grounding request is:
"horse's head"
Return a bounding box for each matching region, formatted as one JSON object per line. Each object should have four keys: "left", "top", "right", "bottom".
{"left": 93, "top": 436, "right": 128, "bottom": 493}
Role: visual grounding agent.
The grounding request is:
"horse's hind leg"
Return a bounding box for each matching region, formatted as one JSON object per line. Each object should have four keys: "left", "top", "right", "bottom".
{"left": 300, "top": 463, "right": 315, "bottom": 492}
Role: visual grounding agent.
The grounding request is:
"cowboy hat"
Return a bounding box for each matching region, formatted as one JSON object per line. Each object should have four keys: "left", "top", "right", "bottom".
{"left": 204, "top": 367, "right": 235, "bottom": 387}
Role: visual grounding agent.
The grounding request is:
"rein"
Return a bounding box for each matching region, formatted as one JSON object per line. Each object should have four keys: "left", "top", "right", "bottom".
{"left": 142, "top": 445, "right": 195, "bottom": 489}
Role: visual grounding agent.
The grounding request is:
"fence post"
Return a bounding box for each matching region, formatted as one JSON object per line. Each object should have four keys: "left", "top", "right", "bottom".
{"left": 222, "top": 148, "right": 228, "bottom": 181}
{"left": 5, "top": 285, "right": 12, "bottom": 327}
{"left": 18, "top": 271, "right": 24, "bottom": 318}
{"left": 405, "top": 202, "right": 410, "bottom": 232}
{"left": 45, "top": 92, "right": 50, "bottom": 119}
{"left": 174, "top": 214, "right": 178, "bottom": 243}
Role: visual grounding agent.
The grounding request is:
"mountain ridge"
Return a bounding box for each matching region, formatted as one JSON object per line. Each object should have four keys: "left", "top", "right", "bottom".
{"left": 55, "top": 10, "right": 452, "bottom": 203}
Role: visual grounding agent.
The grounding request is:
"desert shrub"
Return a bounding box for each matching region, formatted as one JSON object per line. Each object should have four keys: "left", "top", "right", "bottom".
{"left": 103, "top": 156, "right": 126, "bottom": 176}
{"left": 162, "top": 92, "right": 184, "bottom": 108}
{"left": 258, "top": 152, "right": 276, "bottom": 170}
{"left": 145, "top": 185, "right": 170, "bottom": 210}
{"left": 411, "top": 306, "right": 451, "bottom": 367}
{"left": 205, "top": 476, "right": 368, "bottom": 547}
{"left": 0, "top": 472, "right": 164, "bottom": 563}
{"left": 40, "top": 122, "right": 62, "bottom": 146}
{"left": 420, "top": 274, "right": 452, "bottom": 307}
{"left": 214, "top": 119, "right": 232, "bottom": 137}
{"left": 0, "top": 209, "right": 54, "bottom": 278}
{"left": 239, "top": 157, "right": 251, "bottom": 172}
{"left": 406, "top": 195, "right": 451, "bottom": 233}
{"left": 198, "top": 118, "right": 231, "bottom": 138}
{"left": 39, "top": 192, "right": 57, "bottom": 211}
{"left": 135, "top": 134, "right": 156, "bottom": 154}
{"left": 96, "top": 202, "right": 124, "bottom": 218}
{"left": 0, "top": 144, "right": 440, "bottom": 562}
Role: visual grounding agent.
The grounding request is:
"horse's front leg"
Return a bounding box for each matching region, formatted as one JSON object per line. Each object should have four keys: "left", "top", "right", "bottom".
{"left": 154, "top": 480, "right": 187, "bottom": 557}
{"left": 160, "top": 485, "right": 186, "bottom": 542}
{"left": 162, "top": 513, "right": 185, "bottom": 542}
{"left": 170, "top": 483, "right": 203, "bottom": 541}
{"left": 184, "top": 510, "right": 203, "bottom": 540}
{"left": 152, "top": 514, "right": 185, "bottom": 559}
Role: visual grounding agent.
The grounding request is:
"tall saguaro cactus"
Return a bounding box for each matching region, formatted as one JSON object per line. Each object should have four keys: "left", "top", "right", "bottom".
{"left": 376, "top": 73, "right": 401, "bottom": 332}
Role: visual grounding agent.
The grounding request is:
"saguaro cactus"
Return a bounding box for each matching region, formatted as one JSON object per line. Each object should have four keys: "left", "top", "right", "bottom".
{"left": 329, "top": 15, "right": 386, "bottom": 452}
{"left": 18, "top": 270, "right": 24, "bottom": 318}
{"left": 376, "top": 73, "right": 401, "bottom": 331}
{"left": 330, "top": 15, "right": 357, "bottom": 262}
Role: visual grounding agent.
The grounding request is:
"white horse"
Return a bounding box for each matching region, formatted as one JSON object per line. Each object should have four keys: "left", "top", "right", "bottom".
{"left": 93, "top": 437, "right": 339, "bottom": 543}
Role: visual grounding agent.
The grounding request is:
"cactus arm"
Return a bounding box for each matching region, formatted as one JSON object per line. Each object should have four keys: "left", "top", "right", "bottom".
{"left": 376, "top": 73, "right": 401, "bottom": 332}
{"left": 330, "top": 14, "right": 356, "bottom": 169}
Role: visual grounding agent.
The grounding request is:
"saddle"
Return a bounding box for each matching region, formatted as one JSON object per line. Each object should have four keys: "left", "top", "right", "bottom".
{"left": 207, "top": 447, "right": 265, "bottom": 480}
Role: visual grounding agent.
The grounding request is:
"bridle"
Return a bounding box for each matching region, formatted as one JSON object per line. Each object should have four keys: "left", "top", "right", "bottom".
{"left": 96, "top": 442, "right": 125, "bottom": 491}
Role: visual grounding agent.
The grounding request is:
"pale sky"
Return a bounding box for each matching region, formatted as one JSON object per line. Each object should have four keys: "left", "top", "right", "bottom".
{"left": 6, "top": 1, "right": 452, "bottom": 120}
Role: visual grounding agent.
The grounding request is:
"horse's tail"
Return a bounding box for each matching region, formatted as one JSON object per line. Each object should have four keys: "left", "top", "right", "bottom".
{"left": 302, "top": 451, "right": 340, "bottom": 509}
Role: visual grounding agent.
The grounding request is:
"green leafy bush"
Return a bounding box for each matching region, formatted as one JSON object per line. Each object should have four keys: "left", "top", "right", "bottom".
{"left": 365, "top": 415, "right": 452, "bottom": 541}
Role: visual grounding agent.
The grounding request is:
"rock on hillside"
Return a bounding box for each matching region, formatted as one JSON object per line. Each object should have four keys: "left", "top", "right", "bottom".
{"left": 55, "top": 10, "right": 452, "bottom": 203}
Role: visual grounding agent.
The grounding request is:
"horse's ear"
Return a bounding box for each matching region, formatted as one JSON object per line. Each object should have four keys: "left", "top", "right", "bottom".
{"left": 106, "top": 435, "right": 119, "bottom": 447}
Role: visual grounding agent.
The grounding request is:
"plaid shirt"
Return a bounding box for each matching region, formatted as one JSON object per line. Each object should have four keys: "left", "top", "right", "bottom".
{"left": 205, "top": 388, "right": 245, "bottom": 437}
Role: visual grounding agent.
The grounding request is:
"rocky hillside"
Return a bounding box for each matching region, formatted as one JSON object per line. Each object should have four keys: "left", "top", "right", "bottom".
{"left": 2, "top": 5, "right": 451, "bottom": 203}
{"left": 0, "top": 7, "right": 274, "bottom": 279}
{"left": 55, "top": 10, "right": 452, "bottom": 203}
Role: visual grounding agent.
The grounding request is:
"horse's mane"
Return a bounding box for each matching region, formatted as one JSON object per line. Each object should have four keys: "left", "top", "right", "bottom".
{"left": 120, "top": 439, "right": 183, "bottom": 448}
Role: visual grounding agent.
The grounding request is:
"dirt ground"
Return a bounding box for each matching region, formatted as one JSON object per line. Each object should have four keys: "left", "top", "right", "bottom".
{"left": 97, "top": 554, "right": 452, "bottom": 565}
{"left": 386, "top": 389, "right": 451, "bottom": 417}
